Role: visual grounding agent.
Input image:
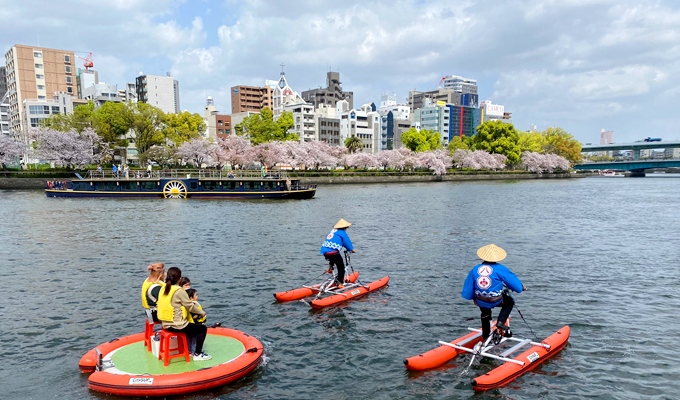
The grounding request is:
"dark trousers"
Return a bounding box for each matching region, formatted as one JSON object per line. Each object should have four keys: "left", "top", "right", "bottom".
{"left": 167, "top": 323, "right": 207, "bottom": 354}
{"left": 479, "top": 293, "right": 514, "bottom": 339}
{"left": 324, "top": 252, "right": 345, "bottom": 284}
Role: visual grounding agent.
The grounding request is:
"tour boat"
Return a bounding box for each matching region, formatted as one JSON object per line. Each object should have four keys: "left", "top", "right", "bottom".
{"left": 404, "top": 324, "right": 569, "bottom": 390}
{"left": 45, "top": 169, "right": 316, "bottom": 199}
{"left": 79, "top": 327, "right": 263, "bottom": 397}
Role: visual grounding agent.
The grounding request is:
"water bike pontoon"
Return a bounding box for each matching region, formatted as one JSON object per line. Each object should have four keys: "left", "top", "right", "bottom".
{"left": 273, "top": 252, "right": 389, "bottom": 309}
{"left": 404, "top": 322, "right": 570, "bottom": 390}
{"left": 79, "top": 327, "right": 263, "bottom": 397}
{"left": 46, "top": 169, "right": 316, "bottom": 199}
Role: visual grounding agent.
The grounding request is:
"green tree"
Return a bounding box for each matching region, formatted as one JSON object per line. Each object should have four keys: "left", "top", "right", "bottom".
{"left": 401, "top": 128, "right": 442, "bottom": 152}
{"left": 517, "top": 130, "right": 544, "bottom": 153}
{"left": 141, "top": 145, "right": 176, "bottom": 167}
{"left": 541, "top": 127, "right": 582, "bottom": 165}
{"left": 344, "top": 136, "right": 364, "bottom": 153}
{"left": 92, "top": 101, "right": 134, "bottom": 146}
{"left": 163, "top": 111, "right": 206, "bottom": 145}
{"left": 131, "top": 103, "right": 166, "bottom": 154}
{"left": 447, "top": 135, "right": 469, "bottom": 153}
{"left": 470, "top": 120, "right": 521, "bottom": 164}
{"left": 235, "top": 107, "right": 298, "bottom": 144}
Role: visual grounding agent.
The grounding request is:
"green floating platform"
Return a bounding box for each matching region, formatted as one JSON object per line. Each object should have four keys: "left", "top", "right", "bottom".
{"left": 111, "top": 334, "right": 245, "bottom": 375}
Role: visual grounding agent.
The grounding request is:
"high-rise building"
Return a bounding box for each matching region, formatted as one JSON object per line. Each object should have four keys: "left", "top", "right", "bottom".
{"left": 0, "top": 66, "right": 7, "bottom": 100}
{"left": 81, "top": 83, "right": 121, "bottom": 108}
{"left": 230, "top": 85, "right": 272, "bottom": 114}
{"left": 440, "top": 75, "right": 478, "bottom": 94}
{"left": 340, "top": 103, "right": 381, "bottom": 153}
{"left": 302, "top": 71, "right": 353, "bottom": 110}
{"left": 408, "top": 88, "right": 460, "bottom": 114}
{"left": 76, "top": 68, "right": 98, "bottom": 99}
{"left": 315, "top": 104, "right": 341, "bottom": 146}
{"left": 4, "top": 44, "right": 76, "bottom": 135}
{"left": 1, "top": 92, "right": 10, "bottom": 136}
{"left": 284, "top": 102, "right": 315, "bottom": 142}
{"left": 412, "top": 101, "right": 481, "bottom": 146}
{"left": 135, "top": 73, "right": 180, "bottom": 114}
{"left": 600, "top": 129, "right": 613, "bottom": 144}
{"left": 378, "top": 93, "right": 411, "bottom": 151}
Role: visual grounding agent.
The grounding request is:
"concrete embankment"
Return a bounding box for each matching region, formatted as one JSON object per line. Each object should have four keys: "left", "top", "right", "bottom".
{"left": 0, "top": 173, "right": 587, "bottom": 190}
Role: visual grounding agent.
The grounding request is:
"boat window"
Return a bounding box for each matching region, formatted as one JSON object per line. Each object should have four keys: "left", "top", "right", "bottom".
{"left": 202, "top": 181, "right": 220, "bottom": 191}
{"left": 244, "top": 181, "right": 260, "bottom": 191}
{"left": 120, "top": 182, "right": 137, "bottom": 191}
{"left": 140, "top": 181, "right": 158, "bottom": 191}
{"left": 264, "top": 181, "right": 276, "bottom": 190}
{"left": 190, "top": 182, "right": 198, "bottom": 190}
{"left": 223, "top": 181, "right": 237, "bottom": 190}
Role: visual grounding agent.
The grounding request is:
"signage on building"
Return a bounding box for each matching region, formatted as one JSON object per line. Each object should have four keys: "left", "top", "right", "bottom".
{"left": 233, "top": 89, "right": 238, "bottom": 93}
{"left": 436, "top": 101, "right": 446, "bottom": 106}
{"left": 484, "top": 102, "right": 504, "bottom": 117}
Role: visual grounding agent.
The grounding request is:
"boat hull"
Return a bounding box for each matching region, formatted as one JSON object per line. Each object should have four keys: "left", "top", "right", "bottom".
{"left": 404, "top": 329, "right": 483, "bottom": 371}
{"left": 79, "top": 327, "right": 263, "bottom": 397}
{"left": 274, "top": 272, "right": 360, "bottom": 301}
{"left": 46, "top": 188, "right": 316, "bottom": 199}
{"left": 309, "top": 276, "right": 390, "bottom": 309}
{"left": 472, "top": 325, "right": 570, "bottom": 390}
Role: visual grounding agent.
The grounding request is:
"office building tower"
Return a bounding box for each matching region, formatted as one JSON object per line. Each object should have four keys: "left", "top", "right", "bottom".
{"left": 231, "top": 85, "right": 272, "bottom": 114}
{"left": 4, "top": 44, "right": 76, "bottom": 135}
{"left": 135, "top": 73, "right": 180, "bottom": 114}
{"left": 302, "top": 71, "right": 353, "bottom": 109}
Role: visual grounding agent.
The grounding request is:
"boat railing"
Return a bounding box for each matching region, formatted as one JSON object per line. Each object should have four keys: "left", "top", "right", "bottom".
{"left": 86, "top": 169, "right": 288, "bottom": 180}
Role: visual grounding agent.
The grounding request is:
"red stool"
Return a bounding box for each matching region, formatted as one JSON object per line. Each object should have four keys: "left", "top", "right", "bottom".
{"left": 143, "top": 319, "right": 162, "bottom": 352}
{"left": 158, "top": 330, "right": 191, "bottom": 366}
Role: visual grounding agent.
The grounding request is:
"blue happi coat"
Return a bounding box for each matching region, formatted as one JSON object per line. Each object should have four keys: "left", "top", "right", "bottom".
{"left": 461, "top": 263, "right": 523, "bottom": 308}
{"left": 320, "top": 229, "right": 353, "bottom": 255}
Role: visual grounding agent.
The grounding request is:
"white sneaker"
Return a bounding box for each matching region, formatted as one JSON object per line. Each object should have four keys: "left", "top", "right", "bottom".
{"left": 193, "top": 352, "right": 212, "bottom": 361}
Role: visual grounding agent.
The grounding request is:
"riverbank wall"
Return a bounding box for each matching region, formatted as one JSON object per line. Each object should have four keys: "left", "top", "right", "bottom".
{"left": 0, "top": 173, "right": 587, "bottom": 190}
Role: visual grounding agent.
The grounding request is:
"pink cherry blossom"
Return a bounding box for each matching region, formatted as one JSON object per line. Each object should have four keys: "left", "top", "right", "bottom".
{"left": 0, "top": 135, "right": 27, "bottom": 167}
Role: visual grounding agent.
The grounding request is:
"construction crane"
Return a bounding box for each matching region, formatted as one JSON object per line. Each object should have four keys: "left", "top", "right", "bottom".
{"left": 75, "top": 52, "right": 94, "bottom": 71}
{"left": 437, "top": 76, "right": 447, "bottom": 89}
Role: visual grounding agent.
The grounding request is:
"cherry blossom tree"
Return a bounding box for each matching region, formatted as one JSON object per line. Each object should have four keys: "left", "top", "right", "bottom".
{"left": 376, "top": 150, "right": 403, "bottom": 170}
{"left": 415, "top": 149, "right": 452, "bottom": 175}
{"left": 251, "top": 141, "right": 286, "bottom": 168}
{"left": 0, "top": 135, "right": 27, "bottom": 168}
{"left": 32, "top": 127, "right": 103, "bottom": 168}
{"left": 521, "top": 151, "right": 544, "bottom": 173}
{"left": 452, "top": 149, "right": 470, "bottom": 168}
{"left": 217, "top": 135, "right": 253, "bottom": 168}
{"left": 177, "top": 138, "right": 216, "bottom": 167}
{"left": 521, "top": 151, "right": 571, "bottom": 173}
{"left": 347, "top": 152, "right": 378, "bottom": 170}
{"left": 305, "top": 140, "right": 339, "bottom": 170}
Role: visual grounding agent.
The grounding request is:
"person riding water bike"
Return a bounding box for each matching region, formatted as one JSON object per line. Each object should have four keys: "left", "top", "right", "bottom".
{"left": 320, "top": 219, "right": 355, "bottom": 289}
{"left": 461, "top": 244, "right": 526, "bottom": 341}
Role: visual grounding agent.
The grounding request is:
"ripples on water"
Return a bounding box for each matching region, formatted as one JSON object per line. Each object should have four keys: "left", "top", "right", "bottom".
{"left": 1, "top": 176, "right": 680, "bottom": 399}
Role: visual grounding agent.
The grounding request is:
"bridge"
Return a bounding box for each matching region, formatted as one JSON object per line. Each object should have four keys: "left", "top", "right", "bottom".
{"left": 578, "top": 141, "right": 680, "bottom": 176}
{"left": 581, "top": 141, "right": 680, "bottom": 160}
{"left": 573, "top": 160, "right": 680, "bottom": 176}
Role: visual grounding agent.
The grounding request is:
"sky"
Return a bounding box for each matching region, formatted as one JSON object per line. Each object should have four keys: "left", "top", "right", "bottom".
{"left": 1, "top": 0, "right": 679, "bottom": 144}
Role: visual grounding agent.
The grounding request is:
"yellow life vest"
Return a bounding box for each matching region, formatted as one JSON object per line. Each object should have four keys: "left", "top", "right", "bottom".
{"left": 141, "top": 278, "right": 164, "bottom": 309}
{"left": 187, "top": 302, "right": 205, "bottom": 324}
{"left": 156, "top": 285, "right": 188, "bottom": 322}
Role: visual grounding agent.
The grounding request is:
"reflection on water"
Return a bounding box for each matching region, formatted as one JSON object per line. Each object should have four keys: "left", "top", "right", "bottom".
{"left": 1, "top": 176, "right": 680, "bottom": 399}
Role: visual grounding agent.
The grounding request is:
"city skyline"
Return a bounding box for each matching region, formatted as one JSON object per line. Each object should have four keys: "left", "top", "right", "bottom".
{"left": 1, "top": 0, "right": 678, "bottom": 143}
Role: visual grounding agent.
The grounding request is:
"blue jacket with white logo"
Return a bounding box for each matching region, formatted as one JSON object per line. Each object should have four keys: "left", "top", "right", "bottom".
{"left": 320, "top": 228, "right": 353, "bottom": 255}
{"left": 461, "top": 263, "right": 523, "bottom": 308}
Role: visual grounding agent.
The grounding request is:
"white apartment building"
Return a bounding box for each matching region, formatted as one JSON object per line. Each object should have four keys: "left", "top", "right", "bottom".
{"left": 23, "top": 92, "right": 83, "bottom": 129}
{"left": 340, "top": 103, "right": 381, "bottom": 153}
{"left": 1, "top": 91, "right": 10, "bottom": 136}
{"left": 377, "top": 92, "right": 409, "bottom": 119}
{"left": 82, "top": 83, "right": 121, "bottom": 108}
{"left": 284, "top": 102, "right": 315, "bottom": 142}
{"left": 135, "top": 73, "right": 180, "bottom": 114}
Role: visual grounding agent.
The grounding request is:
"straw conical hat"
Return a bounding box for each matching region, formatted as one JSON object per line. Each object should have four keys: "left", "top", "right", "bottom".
{"left": 334, "top": 219, "right": 352, "bottom": 229}
{"left": 477, "top": 244, "right": 507, "bottom": 262}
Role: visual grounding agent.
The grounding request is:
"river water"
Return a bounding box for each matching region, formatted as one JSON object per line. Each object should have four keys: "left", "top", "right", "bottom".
{"left": 1, "top": 176, "right": 679, "bottom": 399}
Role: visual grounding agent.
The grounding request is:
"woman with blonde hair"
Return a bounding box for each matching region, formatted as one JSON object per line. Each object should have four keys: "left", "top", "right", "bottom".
{"left": 141, "top": 263, "right": 166, "bottom": 321}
